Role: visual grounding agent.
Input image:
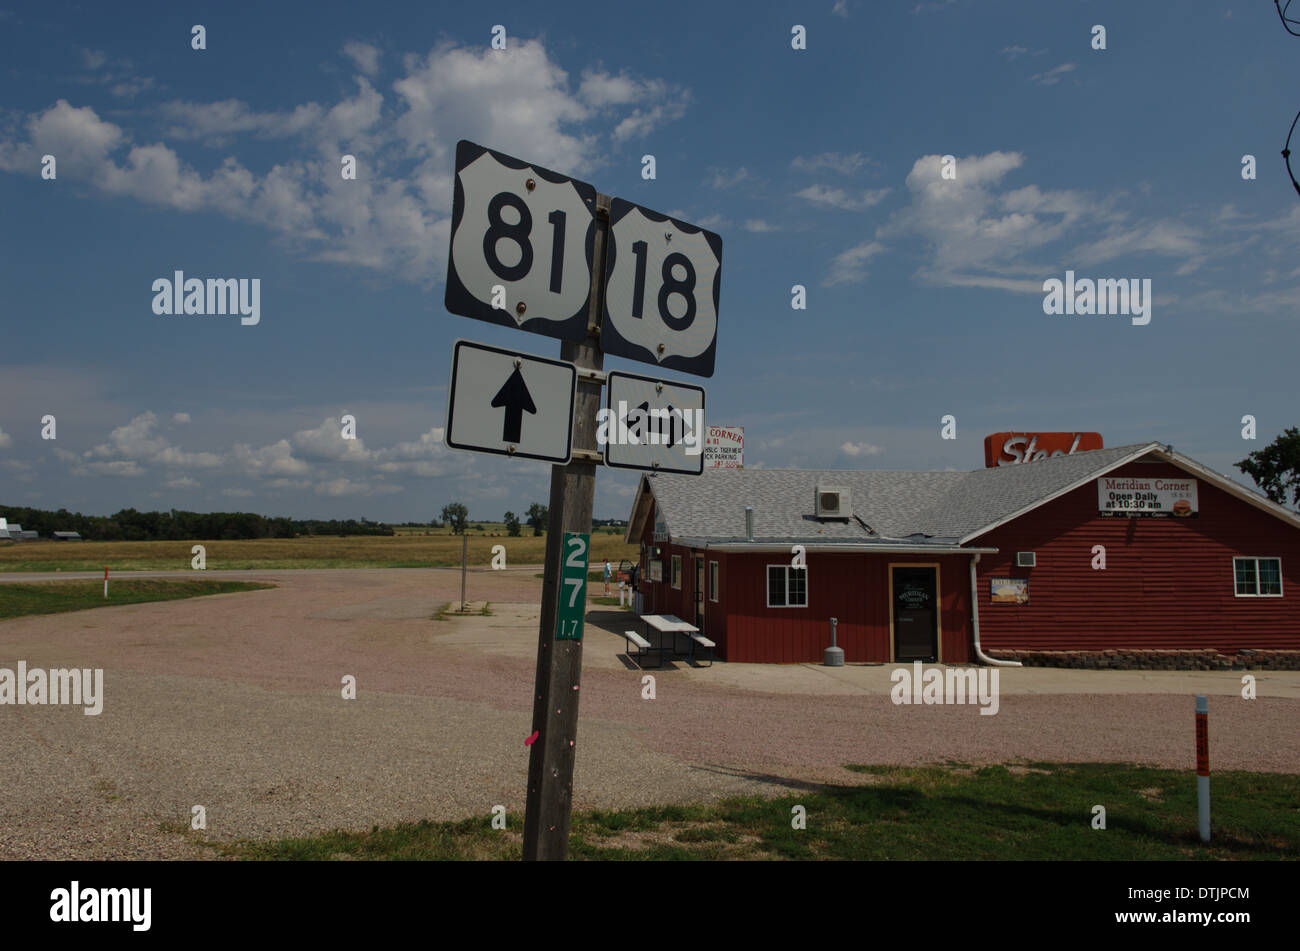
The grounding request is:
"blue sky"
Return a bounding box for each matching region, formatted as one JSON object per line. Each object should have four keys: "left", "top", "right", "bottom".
{"left": 1, "top": 0, "right": 1296, "bottom": 522}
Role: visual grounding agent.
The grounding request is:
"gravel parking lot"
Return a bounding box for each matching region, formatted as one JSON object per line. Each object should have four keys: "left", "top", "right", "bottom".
{"left": 1, "top": 567, "right": 1296, "bottom": 859}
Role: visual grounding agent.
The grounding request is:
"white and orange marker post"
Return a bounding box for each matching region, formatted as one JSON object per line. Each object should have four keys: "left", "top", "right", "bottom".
{"left": 1195, "top": 695, "right": 1210, "bottom": 842}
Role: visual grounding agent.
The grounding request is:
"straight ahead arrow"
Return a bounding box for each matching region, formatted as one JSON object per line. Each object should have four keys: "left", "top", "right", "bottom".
{"left": 492, "top": 365, "right": 537, "bottom": 443}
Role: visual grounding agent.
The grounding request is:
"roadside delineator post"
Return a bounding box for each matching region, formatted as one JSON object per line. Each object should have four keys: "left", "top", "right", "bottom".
{"left": 1195, "top": 694, "right": 1210, "bottom": 842}
{"left": 103, "top": 566, "right": 108, "bottom": 599}
{"left": 460, "top": 531, "right": 468, "bottom": 611}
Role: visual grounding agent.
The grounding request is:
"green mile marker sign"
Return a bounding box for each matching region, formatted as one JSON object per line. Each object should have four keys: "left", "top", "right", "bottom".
{"left": 555, "top": 532, "right": 589, "bottom": 641}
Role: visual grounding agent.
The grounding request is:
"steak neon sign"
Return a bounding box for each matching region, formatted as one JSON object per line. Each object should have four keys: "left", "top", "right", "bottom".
{"left": 983, "top": 432, "right": 1103, "bottom": 467}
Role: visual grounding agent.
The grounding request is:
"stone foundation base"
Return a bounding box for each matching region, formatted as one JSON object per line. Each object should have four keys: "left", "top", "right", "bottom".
{"left": 985, "top": 648, "right": 1300, "bottom": 671}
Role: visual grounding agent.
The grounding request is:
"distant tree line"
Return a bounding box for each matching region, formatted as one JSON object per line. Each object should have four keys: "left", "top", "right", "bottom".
{"left": 0, "top": 505, "right": 394, "bottom": 541}
{"left": 438, "top": 502, "right": 549, "bottom": 536}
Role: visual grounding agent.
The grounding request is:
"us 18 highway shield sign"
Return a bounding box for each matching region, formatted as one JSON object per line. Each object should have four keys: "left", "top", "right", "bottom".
{"left": 601, "top": 198, "right": 722, "bottom": 378}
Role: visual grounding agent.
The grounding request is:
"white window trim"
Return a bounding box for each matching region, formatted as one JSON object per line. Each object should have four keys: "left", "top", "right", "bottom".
{"left": 1233, "top": 556, "right": 1284, "bottom": 598}
{"left": 671, "top": 554, "right": 682, "bottom": 590}
{"left": 766, "top": 563, "right": 809, "bottom": 608}
{"left": 709, "top": 561, "right": 719, "bottom": 602}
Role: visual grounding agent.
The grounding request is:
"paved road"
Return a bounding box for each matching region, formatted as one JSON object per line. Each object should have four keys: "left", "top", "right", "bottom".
{"left": 1, "top": 568, "right": 1296, "bottom": 859}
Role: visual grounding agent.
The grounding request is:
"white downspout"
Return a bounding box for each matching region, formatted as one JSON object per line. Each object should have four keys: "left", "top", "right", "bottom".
{"left": 971, "top": 553, "right": 1021, "bottom": 667}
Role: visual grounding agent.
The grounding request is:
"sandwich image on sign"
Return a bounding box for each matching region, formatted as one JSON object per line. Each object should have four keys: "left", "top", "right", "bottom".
{"left": 990, "top": 579, "right": 1029, "bottom": 605}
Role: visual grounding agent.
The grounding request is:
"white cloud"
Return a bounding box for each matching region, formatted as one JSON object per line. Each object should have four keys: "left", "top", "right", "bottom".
{"left": 705, "top": 166, "right": 751, "bottom": 190}
{"left": 823, "top": 240, "right": 886, "bottom": 286}
{"left": 795, "top": 184, "right": 890, "bottom": 210}
{"left": 877, "top": 152, "right": 1090, "bottom": 289}
{"left": 840, "top": 441, "right": 885, "bottom": 457}
{"left": 666, "top": 209, "right": 729, "bottom": 230}
{"left": 791, "top": 152, "right": 869, "bottom": 176}
{"left": 578, "top": 69, "right": 686, "bottom": 132}
{"left": 84, "top": 411, "right": 222, "bottom": 469}
{"left": 84, "top": 460, "right": 145, "bottom": 477}
{"left": 1030, "top": 63, "right": 1076, "bottom": 86}
{"left": 873, "top": 151, "right": 1203, "bottom": 292}
{"left": 0, "top": 40, "right": 687, "bottom": 283}
{"left": 1070, "top": 220, "right": 1203, "bottom": 269}
{"left": 0, "top": 100, "right": 123, "bottom": 173}
{"left": 315, "top": 478, "right": 402, "bottom": 497}
{"left": 161, "top": 98, "right": 325, "bottom": 143}
{"left": 233, "top": 440, "right": 311, "bottom": 476}
{"left": 743, "top": 219, "right": 780, "bottom": 233}
{"left": 173, "top": 413, "right": 191, "bottom": 424}
{"left": 164, "top": 476, "right": 198, "bottom": 489}
{"left": 0, "top": 428, "right": 11, "bottom": 449}
{"left": 222, "top": 487, "right": 255, "bottom": 498}
{"left": 612, "top": 101, "right": 689, "bottom": 142}
{"left": 343, "top": 41, "right": 381, "bottom": 76}
{"left": 82, "top": 49, "right": 107, "bottom": 70}
{"left": 110, "top": 77, "right": 155, "bottom": 99}
{"left": 292, "top": 417, "right": 372, "bottom": 462}
{"left": 832, "top": 0, "right": 849, "bottom": 17}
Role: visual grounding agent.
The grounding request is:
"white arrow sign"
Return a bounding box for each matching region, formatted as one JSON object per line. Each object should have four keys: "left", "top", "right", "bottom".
{"left": 602, "top": 199, "right": 722, "bottom": 378}
{"left": 600, "top": 370, "right": 706, "bottom": 475}
{"left": 445, "top": 340, "right": 577, "bottom": 465}
{"left": 445, "top": 140, "right": 597, "bottom": 342}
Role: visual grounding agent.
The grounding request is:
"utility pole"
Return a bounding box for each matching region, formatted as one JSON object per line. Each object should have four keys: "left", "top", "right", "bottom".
{"left": 522, "top": 194, "right": 609, "bottom": 860}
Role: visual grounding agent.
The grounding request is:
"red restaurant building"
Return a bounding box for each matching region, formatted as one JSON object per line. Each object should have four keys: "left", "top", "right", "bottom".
{"left": 624, "top": 442, "right": 1300, "bottom": 666}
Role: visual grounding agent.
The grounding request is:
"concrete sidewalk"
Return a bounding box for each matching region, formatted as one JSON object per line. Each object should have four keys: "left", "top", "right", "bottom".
{"left": 448, "top": 606, "right": 1300, "bottom": 699}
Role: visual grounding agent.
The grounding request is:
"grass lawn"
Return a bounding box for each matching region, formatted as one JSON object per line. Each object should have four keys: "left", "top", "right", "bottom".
{"left": 218, "top": 763, "right": 1300, "bottom": 861}
{"left": 0, "top": 533, "right": 638, "bottom": 573}
{"left": 0, "top": 579, "right": 276, "bottom": 619}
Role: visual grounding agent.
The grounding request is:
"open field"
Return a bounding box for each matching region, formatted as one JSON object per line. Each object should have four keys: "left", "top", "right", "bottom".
{"left": 391, "top": 523, "right": 627, "bottom": 537}
{"left": 227, "top": 763, "right": 1300, "bottom": 861}
{"left": 0, "top": 579, "right": 276, "bottom": 619}
{"left": 0, "top": 533, "right": 638, "bottom": 573}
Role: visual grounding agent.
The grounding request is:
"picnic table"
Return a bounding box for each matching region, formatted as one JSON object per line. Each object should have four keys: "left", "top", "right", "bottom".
{"left": 630, "top": 614, "right": 714, "bottom": 667}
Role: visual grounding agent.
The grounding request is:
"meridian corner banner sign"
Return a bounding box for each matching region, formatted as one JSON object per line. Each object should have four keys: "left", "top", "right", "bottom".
{"left": 1098, "top": 475, "right": 1199, "bottom": 517}
{"left": 984, "top": 432, "right": 1103, "bottom": 467}
{"left": 704, "top": 426, "right": 743, "bottom": 469}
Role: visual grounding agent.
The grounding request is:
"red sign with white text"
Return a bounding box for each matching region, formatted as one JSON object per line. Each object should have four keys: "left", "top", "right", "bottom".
{"left": 984, "top": 432, "right": 1103, "bottom": 467}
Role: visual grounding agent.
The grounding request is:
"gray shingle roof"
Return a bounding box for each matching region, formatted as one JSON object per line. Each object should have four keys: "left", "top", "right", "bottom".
{"left": 640, "top": 443, "right": 1160, "bottom": 545}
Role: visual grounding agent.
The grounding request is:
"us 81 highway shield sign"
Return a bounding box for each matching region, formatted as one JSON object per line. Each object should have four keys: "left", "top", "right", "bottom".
{"left": 601, "top": 198, "right": 722, "bottom": 378}
{"left": 445, "top": 140, "right": 597, "bottom": 342}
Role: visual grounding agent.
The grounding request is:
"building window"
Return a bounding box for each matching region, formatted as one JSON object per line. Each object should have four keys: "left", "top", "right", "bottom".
{"left": 709, "top": 561, "right": 719, "bottom": 602}
{"left": 671, "top": 554, "right": 682, "bottom": 589}
{"left": 1234, "top": 557, "right": 1283, "bottom": 597}
{"left": 767, "top": 564, "right": 808, "bottom": 608}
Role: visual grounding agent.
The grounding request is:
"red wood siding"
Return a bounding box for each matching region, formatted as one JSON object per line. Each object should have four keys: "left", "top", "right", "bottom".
{"left": 720, "top": 552, "right": 972, "bottom": 664}
{"left": 970, "top": 460, "right": 1300, "bottom": 651}
{"left": 634, "top": 505, "right": 974, "bottom": 663}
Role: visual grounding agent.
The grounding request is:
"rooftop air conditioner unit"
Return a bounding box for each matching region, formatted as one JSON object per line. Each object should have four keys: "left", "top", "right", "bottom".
{"left": 1016, "top": 552, "right": 1036, "bottom": 568}
{"left": 815, "top": 485, "right": 851, "bottom": 519}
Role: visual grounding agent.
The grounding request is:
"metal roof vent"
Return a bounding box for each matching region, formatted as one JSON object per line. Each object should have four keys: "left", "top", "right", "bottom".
{"left": 815, "top": 485, "right": 851, "bottom": 519}
{"left": 745, "top": 505, "right": 754, "bottom": 541}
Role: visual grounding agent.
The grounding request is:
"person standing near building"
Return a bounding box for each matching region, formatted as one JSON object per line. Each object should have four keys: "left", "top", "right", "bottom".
{"left": 603, "top": 560, "right": 612, "bottom": 596}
